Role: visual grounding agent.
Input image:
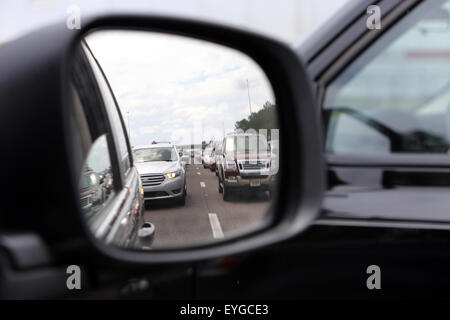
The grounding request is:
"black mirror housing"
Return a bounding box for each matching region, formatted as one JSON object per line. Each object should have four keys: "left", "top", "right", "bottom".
{"left": 0, "top": 14, "right": 323, "bottom": 265}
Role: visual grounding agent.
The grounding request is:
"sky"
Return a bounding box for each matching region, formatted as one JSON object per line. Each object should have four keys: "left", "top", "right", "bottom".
{"left": 87, "top": 30, "right": 275, "bottom": 146}
{"left": 1, "top": 0, "right": 351, "bottom": 147}
{"left": 0, "top": 0, "right": 349, "bottom": 45}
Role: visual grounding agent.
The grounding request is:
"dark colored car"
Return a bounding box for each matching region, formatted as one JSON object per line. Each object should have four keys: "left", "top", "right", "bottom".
{"left": 298, "top": 0, "right": 450, "bottom": 225}
{"left": 214, "top": 141, "right": 223, "bottom": 176}
{"left": 79, "top": 168, "right": 102, "bottom": 213}
{"left": 1, "top": 0, "right": 450, "bottom": 301}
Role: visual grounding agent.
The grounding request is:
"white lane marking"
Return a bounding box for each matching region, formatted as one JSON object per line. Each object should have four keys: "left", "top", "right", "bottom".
{"left": 197, "top": 172, "right": 201, "bottom": 175}
{"left": 208, "top": 213, "right": 224, "bottom": 239}
{"left": 200, "top": 181, "right": 206, "bottom": 188}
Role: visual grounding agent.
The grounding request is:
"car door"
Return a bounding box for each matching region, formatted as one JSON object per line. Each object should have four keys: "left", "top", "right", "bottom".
{"left": 192, "top": 0, "right": 450, "bottom": 300}
{"left": 74, "top": 43, "right": 144, "bottom": 249}
{"left": 308, "top": 0, "right": 450, "bottom": 227}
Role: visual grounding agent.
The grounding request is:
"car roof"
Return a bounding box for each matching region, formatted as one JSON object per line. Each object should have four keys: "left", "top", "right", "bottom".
{"left": 226, "top": 133, "right": 266, "bottom": 137}
{"left": 133, "top": 143, "right": 174, "bottom": 150}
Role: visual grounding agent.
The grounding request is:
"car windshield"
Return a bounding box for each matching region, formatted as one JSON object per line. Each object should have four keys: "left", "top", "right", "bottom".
{"left": 228, "top": 135, "right": 269, "bottom": 153}
{"left": 80, "top": 171, "right": 97, "bottom": 189}
{"left": 133, "top": 147, "right": 177, "bottom": 162}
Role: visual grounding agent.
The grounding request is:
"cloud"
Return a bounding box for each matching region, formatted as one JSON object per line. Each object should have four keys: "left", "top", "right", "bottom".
{"left": 86, "top": 30, "right": 275, "bottom": 146}
{"left": 138, "top": 126, "right": 158, "bottom": 135}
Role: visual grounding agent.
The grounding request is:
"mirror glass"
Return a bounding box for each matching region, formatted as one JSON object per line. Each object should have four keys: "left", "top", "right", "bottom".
{"left": 72, "top": 30, "right": 279, "bottom": 250}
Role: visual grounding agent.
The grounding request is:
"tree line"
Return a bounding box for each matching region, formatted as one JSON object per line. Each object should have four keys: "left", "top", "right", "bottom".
{"left": 234, "top": 101, "right": 277, "bottom": 137}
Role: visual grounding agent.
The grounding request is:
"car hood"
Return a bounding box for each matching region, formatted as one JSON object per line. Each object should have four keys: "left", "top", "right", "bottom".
{"left": 135, "top": 161, "right": 180, "bottom": 175}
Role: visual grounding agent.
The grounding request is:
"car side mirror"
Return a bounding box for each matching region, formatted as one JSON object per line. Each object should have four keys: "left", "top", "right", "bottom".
{"left": 1, "top": 15, "right": 323, "bottom": 265}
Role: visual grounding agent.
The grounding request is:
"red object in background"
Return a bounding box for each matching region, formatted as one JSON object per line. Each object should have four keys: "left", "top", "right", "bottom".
{"left": 406, "top": 50, "right": 450, "bottom": 59}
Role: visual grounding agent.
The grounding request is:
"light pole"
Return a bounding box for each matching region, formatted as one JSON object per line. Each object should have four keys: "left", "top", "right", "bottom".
{"left": 247, "top": 79, "right": 252, "bottom": 115}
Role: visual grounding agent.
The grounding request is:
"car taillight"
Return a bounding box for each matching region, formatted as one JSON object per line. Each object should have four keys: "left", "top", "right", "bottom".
{"left": 224, "top": 159, "right": 239, "bottom": 177}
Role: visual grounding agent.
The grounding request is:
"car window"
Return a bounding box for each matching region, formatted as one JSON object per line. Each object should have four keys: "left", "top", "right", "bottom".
{"left": 216, "top": 143, "right": 223, "bottom": 154}
{"left": 71, "top": 63, "right": 118, "bottom": 226}
{"left": 227, "top": 135, "right": 269, "bottom": 153}
{"left": 133, "top": 147, "right": 177, "bottom": 162}
{"left": 225, "top": 137, "right": 234, "bottom": 154}
{"left": 79, "top": 134, "right": 115, "bottom": 224}
{"left": 83, "top": 44, "right": 132, "bottom": 172}
{"left": 324, "top": 0, "right": 450, "bottom": 155}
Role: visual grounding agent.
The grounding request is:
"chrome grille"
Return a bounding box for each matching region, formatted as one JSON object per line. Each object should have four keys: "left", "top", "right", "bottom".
{"left": 80, "top": 196, "right": 90, "bottom": 208}
{"left": 239, "top": 160, "right": 267, "bottom": 170}
{"left": 141, "top": 174, "right": 165, "bottom": 186}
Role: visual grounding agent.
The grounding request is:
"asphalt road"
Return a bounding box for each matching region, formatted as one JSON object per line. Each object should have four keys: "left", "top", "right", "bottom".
{"left": 143, "top": 164, "right": 270, "bottom": 248}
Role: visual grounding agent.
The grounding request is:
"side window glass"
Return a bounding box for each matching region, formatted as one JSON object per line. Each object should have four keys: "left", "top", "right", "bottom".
{"left": 324, "top": 0, "right": 450, "bottom": 155}
{"left": 84, "top": 45, "right": 131, "bottom": 173}
{"left": 225, "top": 137, "right": 234, "bottom": 153}
{"left": 326, "top": 112, "right": 390, "bottom": 155}
{"left": 79, "top": 134, "right": 115, "bottom": 224}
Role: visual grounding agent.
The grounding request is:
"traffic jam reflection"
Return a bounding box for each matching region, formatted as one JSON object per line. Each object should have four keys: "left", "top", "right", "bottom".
{"left": 79, "top": 30, "right": 280, "bottom": 249}
{"left": 137, "top": 134, "right": 279, "bottom": 248}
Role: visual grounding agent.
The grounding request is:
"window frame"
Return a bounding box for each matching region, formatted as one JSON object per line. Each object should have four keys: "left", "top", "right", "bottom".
{"left": 74, "top": 43, "right": 142, "bottom": 243}
{"left": 318, "top": 0, "right": 450, "bottom": 168}
{"left": 312, "top": 0, "right": 450, "bottom": 230}
{"left": 72, "top": 44, "right": 123, "bottom": 193}
{"left": 72, "top": 45, "right": 128, "bottom": 232}
{"left": 81, "top": 41, "right": 134, "bottom": 182}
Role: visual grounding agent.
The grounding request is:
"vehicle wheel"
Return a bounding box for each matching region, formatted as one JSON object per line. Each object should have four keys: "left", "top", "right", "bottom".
{"left": 215, "top": 170, "right": 218, "bottom": 176}
{"left": 222, "top": 183, "right": 231, "bottom": 201}
{"left": 218, "top": 178, "right": 223, "bottom": 194}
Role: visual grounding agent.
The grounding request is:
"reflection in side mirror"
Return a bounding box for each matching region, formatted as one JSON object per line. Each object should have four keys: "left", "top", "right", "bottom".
{"left": 75, "top": 29, "right": 279, "bottom": 250}
{"left": 78, "top": 135, "right": 115, "bottom": 226}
